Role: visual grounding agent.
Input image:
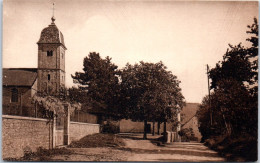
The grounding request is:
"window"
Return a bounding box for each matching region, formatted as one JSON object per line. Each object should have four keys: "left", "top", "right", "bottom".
{"left": 11, "top": 88, "right": 18, "bottom": 102}
{"left": 61, "top": 53, "right": 63, "bottom": 59}
{"left": 48, "top": 74, "right": 51, "bottom": 81}
{"left": 47, "top": 50, "right": 53, "bottom": 56}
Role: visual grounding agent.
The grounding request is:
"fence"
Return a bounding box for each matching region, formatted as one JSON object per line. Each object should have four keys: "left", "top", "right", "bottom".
{"left": 2, "top": 104, "right": 53, "bottom": 119}
{"left": 3, "top": 104, "right": 99, "bottom": 124}
{"left": 70, "top": 110, "right": 98, "bottom": 124}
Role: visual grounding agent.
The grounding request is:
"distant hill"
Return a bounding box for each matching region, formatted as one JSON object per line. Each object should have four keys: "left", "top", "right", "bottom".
{"left": 181, "top": 103, "right": 200, "bottom": 125}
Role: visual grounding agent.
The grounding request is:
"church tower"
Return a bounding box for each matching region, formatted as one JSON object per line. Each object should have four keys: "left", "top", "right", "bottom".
{"left": 37, "top": 15, "right": 67, "bottom": 95}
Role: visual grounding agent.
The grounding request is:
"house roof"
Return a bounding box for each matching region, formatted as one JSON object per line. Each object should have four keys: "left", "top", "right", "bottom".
{"left": 181, "top": 103, "right": 199, "bottom": 125}
{"left": 3, "top": 68, "right": 38, "bottom": 87}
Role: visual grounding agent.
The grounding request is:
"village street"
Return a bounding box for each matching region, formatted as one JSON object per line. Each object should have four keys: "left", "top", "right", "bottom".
{"left": 48, "top": 133, "right": 225, "bottom": 162}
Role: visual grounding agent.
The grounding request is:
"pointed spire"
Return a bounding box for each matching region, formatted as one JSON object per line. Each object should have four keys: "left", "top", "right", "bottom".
{"left": 51, "top": 2, "right": 55, "bottom": 24}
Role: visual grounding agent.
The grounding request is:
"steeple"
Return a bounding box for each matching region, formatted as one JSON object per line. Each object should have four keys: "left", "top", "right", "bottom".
{"left": 51, "top": 3, "right": 55, "bottom": 24}
{"left": 37, "top": 2, "right": 66, "bottom": 95}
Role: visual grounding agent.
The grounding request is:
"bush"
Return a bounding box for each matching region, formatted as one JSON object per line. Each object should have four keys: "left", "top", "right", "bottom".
{"left": 204, "top": 134, "right": 257, "bottom": 162}
{"left": 178, "top": 128, "right": 198, "bottom": 142}
{"left": 102, "top": 121, "right": 120, "bottom": 133}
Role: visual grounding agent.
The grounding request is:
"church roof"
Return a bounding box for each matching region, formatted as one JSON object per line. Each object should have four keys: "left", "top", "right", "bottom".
{"left": 37, "top": 19, "right": 66, "bottom": 49}
{"left": 3, "top": 68, "right": 38, "bottom": 87}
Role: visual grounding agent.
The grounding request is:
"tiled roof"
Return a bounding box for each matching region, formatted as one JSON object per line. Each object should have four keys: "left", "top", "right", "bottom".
{"left": 37, "top": 23, "right": 66, "bottom": 49}
{"left": 3, "top": 68, "right": 38, "bottom": 87}
{"left": 181, "top": 103, "right": 199, "bottom": 124}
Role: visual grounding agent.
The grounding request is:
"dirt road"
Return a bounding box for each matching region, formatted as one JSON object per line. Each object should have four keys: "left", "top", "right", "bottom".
{"left": 39, "top": 133, "right": 226, "bottom": 161}
{"left": 121, "top": 133, "right": 226, "bottom": 162}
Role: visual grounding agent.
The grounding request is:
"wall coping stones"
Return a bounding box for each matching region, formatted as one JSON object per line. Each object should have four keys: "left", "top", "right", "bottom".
{"left": 2, "top": 115, "right": 48, "bottom": 122}
{"left": 70, "top": 121, "right": 100, "bottom": 126}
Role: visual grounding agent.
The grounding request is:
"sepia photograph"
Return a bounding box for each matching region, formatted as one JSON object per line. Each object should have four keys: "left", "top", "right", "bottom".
{"left": 2, "top": 0, "right": 258, "bottom": 161}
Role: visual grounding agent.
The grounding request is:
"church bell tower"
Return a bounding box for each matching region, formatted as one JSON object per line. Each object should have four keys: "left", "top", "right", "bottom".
{"left": 37, "top": 14, "right": 67, "bottom": 95}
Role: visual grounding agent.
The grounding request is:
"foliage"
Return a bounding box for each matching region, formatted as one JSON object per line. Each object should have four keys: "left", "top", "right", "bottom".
{"left": 121, "top": 61, "right": 185, "bottom": 121}
{"left": 209, "top": 44, "right": 254, "bottom": 89}
{"left": 68, "top": 87, "right": 88, "bottom": 103}
{"left": 71, "top": 52, "right": 121, "bottom": 119}
{"left": 178, "top": 128, "right": 198, "bottom": 142}
{"left": 197, "top": 18, "right": 258, "bottom": 143}
{"left": 205, "top": 134, "right": 257, "bottom": 162}
{"left": 121, "top": 61, "right": 185, "bottom": 138}
{"left": 209, "top": 18, "right": 258, "bottom": 90}
{"left": 102, "top": 121, "right": 120, "bottom": 134}
{"left": 32, "top": 88, "right": 82, "bottom": 119}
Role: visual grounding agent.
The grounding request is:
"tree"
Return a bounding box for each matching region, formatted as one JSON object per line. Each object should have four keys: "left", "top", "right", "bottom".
{"left": 198, "top": 18, "right": 258, "bottom": 140}
{"left": 246, "top": 18, "right": 258, "bottom": 102}
{"left": 209, "top": 44, "right": 254, "bottom": 89}
{"left": 210, "top": 18, "right": 258, "bottom": 90}
{"left": 121, "top": 61, "right": 185, "bottom": 139}
{"left": 71, "top": 52, "right": 121, "bottom": 121}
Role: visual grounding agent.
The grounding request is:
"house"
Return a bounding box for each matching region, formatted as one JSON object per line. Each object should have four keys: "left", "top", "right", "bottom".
{"left": 3, "top": 68, "right": 38, "bottom": 116}
{"left": 181, "top": 103, "right": 202, "bottom": 141}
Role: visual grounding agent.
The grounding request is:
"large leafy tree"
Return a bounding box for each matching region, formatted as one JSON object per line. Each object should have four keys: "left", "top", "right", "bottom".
{"left": 210, "top": 18, "right": 258, "bottom": 91}
{"left": 209, "top": 44, "right": 254, "bottom": 89}
{"left": 198, "top": 18, "right": 258, "bottom": 140}
{"left": 71, "top": 52, "right": 121, "bottom": 121}
{"left": 246, "top": 18, "right": 258, "bottom": 99}
{"left": 121, "top": 61, "right": 185, "bottom": 139}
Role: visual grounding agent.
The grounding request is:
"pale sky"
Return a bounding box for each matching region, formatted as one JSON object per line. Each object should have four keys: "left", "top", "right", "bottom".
{"left": 3, "top": 0, "right": 258, "bottom": 103}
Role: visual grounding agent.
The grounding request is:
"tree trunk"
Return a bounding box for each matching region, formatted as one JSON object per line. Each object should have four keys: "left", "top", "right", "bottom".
{"left": 157, "top": 121, "right": 161, "bottom": 135}
{"left": 97, "top": 115, "right": 103, "bottom": 124}
{"left": 152, "top": 121, "right": 155, "bottom": 136}
{"left": 221, "top": 109, "right": 232, "bottom": 136}
{"left": 163, "top": 121, "right": 167, "bottom": 142}
{"left": 143, "top": 120, "right": 147, "bottom": 139}
{"left": 98, "top": 115, "right": 104, "bottom": 132}
{"left": 35, "top": 102, "right": 38, "bottom": 118}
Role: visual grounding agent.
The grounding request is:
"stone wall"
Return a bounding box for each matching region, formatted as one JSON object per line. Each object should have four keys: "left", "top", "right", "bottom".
{"left": 119, "top": 119, "right": 173, "bottom": 133}
{"left": 2, "top": 115, "right": 53, "bottom": 159}
{"left": 119, "top": 119, "right": 144, "bottom": 133}
{"left": 69, "top": 122, "right": 100, "bottom": 142}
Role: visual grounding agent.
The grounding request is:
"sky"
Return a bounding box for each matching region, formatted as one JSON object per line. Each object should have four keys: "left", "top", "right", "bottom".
{"left": 3, "top": 0, "right": 258, "bottom": 103}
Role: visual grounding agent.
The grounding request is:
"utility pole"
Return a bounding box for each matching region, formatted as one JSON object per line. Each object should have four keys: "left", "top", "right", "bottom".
{"left": 207, "top": 64, "right": 213, "bottom": 126}
{"left": 20, "top": 92, "right": 23, "bottom": 116}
